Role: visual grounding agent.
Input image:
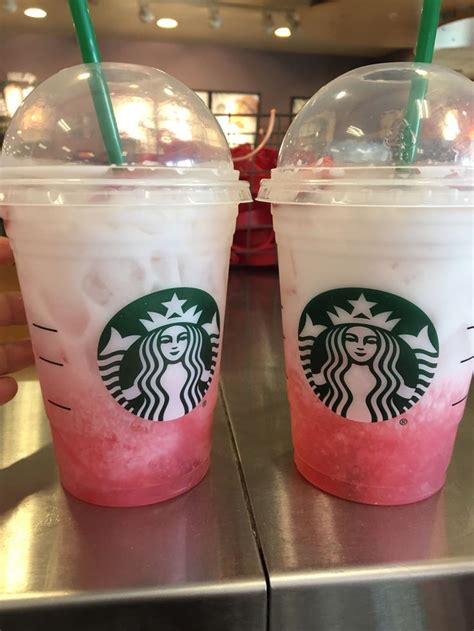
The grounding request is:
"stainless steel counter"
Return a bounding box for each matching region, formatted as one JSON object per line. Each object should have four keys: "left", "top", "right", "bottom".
{"left": 1, "top": 269, "right": 473, "bottom": 631}
{"left": 0, "top": 371, "right": 267, "bottom": 630}
{"left": 222, "top": 269, "right": 474, "bottom": 631}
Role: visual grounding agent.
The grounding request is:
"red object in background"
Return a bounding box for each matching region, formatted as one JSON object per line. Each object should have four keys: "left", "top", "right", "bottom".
{"left": 231, "top": 144, "right": 278, "bottom": 266}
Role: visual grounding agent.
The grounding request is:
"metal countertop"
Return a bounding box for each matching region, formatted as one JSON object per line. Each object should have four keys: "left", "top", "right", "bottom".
{"left": 0, "top": 371, "right": 267, "bottom": 631}
{"left": 1, "top": 268, "right": 472, "bottom": 631}
{"left": 222, "top": 269, "right": 474, "bottom": 631}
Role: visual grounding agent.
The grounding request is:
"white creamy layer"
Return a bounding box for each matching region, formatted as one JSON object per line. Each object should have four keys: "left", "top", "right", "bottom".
{"left": 6, "top": 202, "right": 237, "bottom": 380}
{"left": 274, "top": 195, "right": 473, "bottom": 386}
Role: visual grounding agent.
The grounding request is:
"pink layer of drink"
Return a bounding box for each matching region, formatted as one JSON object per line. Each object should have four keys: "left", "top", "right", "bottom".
{"left": 287, "top": 366, "right": 470, "bottom": 505}
{"left": 38, "top": 364, "right": 217, "bottom": 507}
{"left": 4, "top": 193, "right": 236, "bottom": 507}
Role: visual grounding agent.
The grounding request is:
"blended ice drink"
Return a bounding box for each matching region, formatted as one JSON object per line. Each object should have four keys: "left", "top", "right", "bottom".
{"left": 259, "top": 63, "right": 473, "bottom": 505}
{"left": 0, "top": 64, "right": 250, "bottom": 506}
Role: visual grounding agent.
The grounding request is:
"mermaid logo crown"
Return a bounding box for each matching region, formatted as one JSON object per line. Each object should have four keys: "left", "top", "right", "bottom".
{"left": 140, "top": 293, "right": 202, "bottom": 332}
{"left": 328, "top": 293, "right": 400, "bottom": 332}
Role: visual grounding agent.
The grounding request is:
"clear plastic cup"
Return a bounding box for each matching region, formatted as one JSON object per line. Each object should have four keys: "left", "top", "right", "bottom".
{"left": 258, "top": 63, "right": 473, "bottom": 505}
{"left": 0, "top": 63, "right": 250, "bottom": 507}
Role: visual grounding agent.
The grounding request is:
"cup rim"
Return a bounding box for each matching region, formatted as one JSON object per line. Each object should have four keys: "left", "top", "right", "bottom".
{"left": 0, "top": 164, "right": 244, "bottom": 185}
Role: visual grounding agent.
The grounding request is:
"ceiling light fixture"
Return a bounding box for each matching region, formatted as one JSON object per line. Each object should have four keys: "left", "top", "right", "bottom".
{"left": 209, "top": 4, "right": 222, "bottom": 30}
{"left": 274, "top": 26, "right": 291, "bottom": 38}
{"left": 138, "top": 1, "right": 155, "bottom": 24}
{"left": 157, "top": 17, "right": 178, "bottom": 29}
{"left": 24, "top": 6, "right": 47, "bottom": 18}
{"left": 262, "top": 10, "right": 274, "bottom": 35}
{"left": 286, "top": 10, "right": 300, "bottom": 32}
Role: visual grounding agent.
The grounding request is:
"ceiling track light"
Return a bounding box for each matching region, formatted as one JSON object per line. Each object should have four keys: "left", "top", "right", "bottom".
{"left": 274, "top": 26, "right": 291, "bottom": 38}
{"left": 135, "top": 1, "right": 301, "bottom": 35}
{"left": 262, "top": 10, "right": 274, "bottom": 35}
{"left": 157, "top": 17, "right": 178, "bottom": 29}
{"left": 138, "top": 1, "right": 155, "bottom": 23}
{"left": 2, "top": 0, "right": 17, "bottom": 13}
{"left": 286, "top": 10, "right": 300, "bottom": 32}
{"left": 209, "top": 3, "right": 222, "bottom": 29}
{"left": 24, "top": 7, "right": 47, "bottom": 18}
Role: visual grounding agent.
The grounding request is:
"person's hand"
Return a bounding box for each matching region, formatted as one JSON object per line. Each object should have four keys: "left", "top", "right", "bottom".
{"left": 0, "top": 237, "right": 34, "bottom": 404}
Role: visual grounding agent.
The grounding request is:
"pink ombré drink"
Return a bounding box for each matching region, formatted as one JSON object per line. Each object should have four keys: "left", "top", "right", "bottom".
{"left": 276, "top": 200, "right": 472, "bottom": 505}
{"left": 0, "top": 63, "right": 250, "bottom": 506}
{"left": 259, "top": 63, "right": 473, "bottom": 505}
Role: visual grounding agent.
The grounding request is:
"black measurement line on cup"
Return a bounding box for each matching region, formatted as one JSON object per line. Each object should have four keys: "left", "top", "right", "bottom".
{"left": 467, "top": 326, "right": 474, "bottom": 330}
{"left": 452, "top": 394, "right": 469, "bottom": 407}
{"left": 39, "top": 356, "right": 64, "bottom": 367}
{"left": 33, "top": 322, "right": 58, "bottom": 333}
{"left": 48, "top": 399, "right": 72, "bottom": 412}
{"left": 460, "top": 356, "right": 474, "bottom": 364}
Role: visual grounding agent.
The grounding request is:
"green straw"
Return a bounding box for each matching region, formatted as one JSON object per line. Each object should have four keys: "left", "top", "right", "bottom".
{"left": 400, "top": 0, "right": 442, "bottom": 164}
{"left": 68, "top": 0, "right": 124, "bottom": 165}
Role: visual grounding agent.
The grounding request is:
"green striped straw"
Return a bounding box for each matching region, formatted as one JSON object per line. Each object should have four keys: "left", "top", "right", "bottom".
{"left": 68, "top": 0, "right": 124, "bottom": 165}
{"left": 400, "top": 0, "right": 442, "bottom": 164}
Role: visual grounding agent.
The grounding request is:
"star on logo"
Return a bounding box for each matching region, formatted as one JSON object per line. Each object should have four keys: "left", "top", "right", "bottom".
{"left": 162, "top": 293, "right": 187, "bottom": 319}
{"left": 348, "top": 294, "right": 377, "bottom": 319}
{"left": 328, "top": 293, "right": 400, "bottom": 331}
{"left": 139, "top": 293, "right": 203, "bottom": 331}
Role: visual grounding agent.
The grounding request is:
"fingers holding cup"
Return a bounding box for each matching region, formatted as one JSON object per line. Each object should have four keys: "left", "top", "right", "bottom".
{"left": 0, "top": 237, "right": 14, "bottom": 266}
{"left": 0, "top": 291, "right": 28, "bottom": 326}
{"left": 0, "top": 340, "right": 35, "bottom": 376}
{"left": 0, "top": 376, "right": 19, "bottom": 405}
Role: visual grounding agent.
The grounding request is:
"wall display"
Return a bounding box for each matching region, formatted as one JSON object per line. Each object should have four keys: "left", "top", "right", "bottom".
{"left": 1, "top": 72, "right": 37, "bottom": 119}
{"left": 210, "top": 91, "right": 260, "bottom": 147}
{"left": 194, "top": 91, "right": 210, "bottom": 107}
{"left": 1, "top": 73, "right": 36, "bottom": 152}
{"left": 291, "top": 96, "right": 310, "bottom": 116}
{"left": 2, "top": 82, "right": 35, "bottom": 118}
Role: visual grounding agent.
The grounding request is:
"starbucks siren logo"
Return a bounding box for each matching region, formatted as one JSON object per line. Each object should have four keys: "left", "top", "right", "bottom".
{"left": 98, "top": 288, "right": 220, "bottom": 422}
{"left": 298, "top": 288, "right": 439, "bottom": 423}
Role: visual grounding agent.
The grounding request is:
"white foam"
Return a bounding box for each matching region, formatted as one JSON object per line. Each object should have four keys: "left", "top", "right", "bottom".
{"left": 7, "top": 198, "right": 237, "bottom": 379}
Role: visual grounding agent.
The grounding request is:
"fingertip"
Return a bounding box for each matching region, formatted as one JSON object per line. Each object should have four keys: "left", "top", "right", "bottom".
{"left": 16, "top": 338, "right": 35, "bottom": 362}
{"left": 0, "top": 376, "right": 18, "bottom": 405}
{"left": 0, "top": 237, "right": 14, "bottom": 265}
{"left": 0, "top": 339, "right": 35, "bottom": 375}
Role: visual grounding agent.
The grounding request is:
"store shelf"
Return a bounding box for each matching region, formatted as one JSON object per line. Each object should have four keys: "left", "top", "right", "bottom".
{"left": 0, "top": 371, "right": 267, "bottom": 631}
{"left": 222, "top": 269, "right": 474, "bottom": 631}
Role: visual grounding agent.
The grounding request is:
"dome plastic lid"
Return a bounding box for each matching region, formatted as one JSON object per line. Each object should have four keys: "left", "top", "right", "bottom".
{"left": 1, "top": 63, "right": 250, "bottom": 204}
{"left": 259, "top": 63, "right": 473, "bottom": 205}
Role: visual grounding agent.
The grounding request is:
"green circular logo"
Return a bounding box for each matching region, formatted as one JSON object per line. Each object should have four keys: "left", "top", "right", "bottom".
{"left": 98, "top": 288, "right": 220, "bottom": 422}
{"left": 298, "top": 288, "right": 439, "bottom": 423}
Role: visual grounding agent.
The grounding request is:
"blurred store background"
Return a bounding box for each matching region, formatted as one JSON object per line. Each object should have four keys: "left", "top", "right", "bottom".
{"left": 0, "top": 0, "right": 473, "bottom": 269}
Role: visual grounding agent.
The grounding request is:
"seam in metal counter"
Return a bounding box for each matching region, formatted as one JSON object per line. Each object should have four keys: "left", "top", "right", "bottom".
{"left": 221, "top": 269, "right": 474, "bottom": 631}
